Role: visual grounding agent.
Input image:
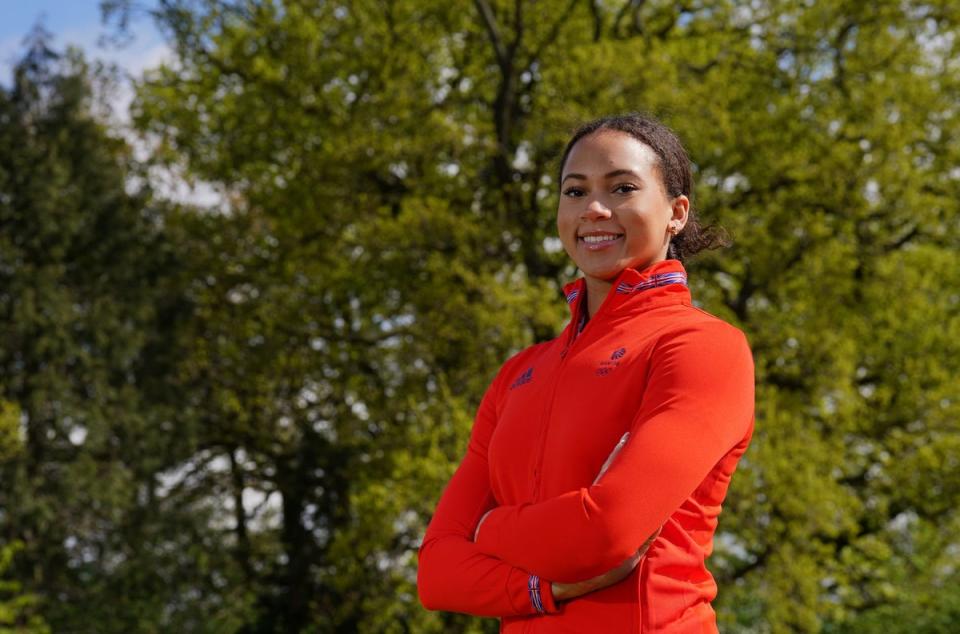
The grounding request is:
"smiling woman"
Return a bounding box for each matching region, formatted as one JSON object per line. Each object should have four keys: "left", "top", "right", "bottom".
{"left": 418, "top": 113, "right": 753, "bottom": 633}
{"left": 558, "top": 130, "right": 689, "bottom": 320}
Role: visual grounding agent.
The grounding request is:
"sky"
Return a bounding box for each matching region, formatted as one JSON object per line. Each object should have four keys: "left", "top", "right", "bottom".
{"left": 0, "top": 1, "right": 223, "bottom": 205}
{"left": 0, "top": 0, "right": 169, "bottom": 87}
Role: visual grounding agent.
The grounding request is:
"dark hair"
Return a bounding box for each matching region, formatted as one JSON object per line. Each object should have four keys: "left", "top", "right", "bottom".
{"left": 558, "top": 112, "right": 730, "bottom": 263}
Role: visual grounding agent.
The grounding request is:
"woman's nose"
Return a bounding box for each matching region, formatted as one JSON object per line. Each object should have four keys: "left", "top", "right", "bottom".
{"left": 581, "top": 198, "right": 612, "bottom": 221}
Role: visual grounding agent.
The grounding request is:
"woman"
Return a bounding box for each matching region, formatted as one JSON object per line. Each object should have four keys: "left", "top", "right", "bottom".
{"left": 417, "top": 113, "right": 755, "bottom": 633}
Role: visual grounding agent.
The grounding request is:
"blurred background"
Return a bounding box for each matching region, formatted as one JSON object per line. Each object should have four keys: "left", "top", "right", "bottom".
{"left": 1, "top": 1, "right": 958, "bottom": 632}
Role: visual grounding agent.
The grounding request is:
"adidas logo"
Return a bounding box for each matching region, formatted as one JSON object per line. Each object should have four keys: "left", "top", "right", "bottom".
{"left": 510, "top": 367, "right": 534, "bottom": 390}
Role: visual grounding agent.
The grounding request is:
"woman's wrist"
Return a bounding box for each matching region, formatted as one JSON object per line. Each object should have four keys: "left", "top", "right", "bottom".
{"left": 550, "top": 580, "right": 583, "bottom": 603}
{"left": 551, "top": 581, "right": 565, "bottom": 602}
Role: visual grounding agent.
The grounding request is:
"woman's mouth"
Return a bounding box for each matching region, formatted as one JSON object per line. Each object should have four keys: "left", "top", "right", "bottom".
{"left": 578, "top": 232, "right": 624, "bottom": 251}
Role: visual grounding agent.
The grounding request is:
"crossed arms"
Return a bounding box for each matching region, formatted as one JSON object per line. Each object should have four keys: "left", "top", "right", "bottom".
{"left": 416, "top": 323, "right": 754, "bottom": 617}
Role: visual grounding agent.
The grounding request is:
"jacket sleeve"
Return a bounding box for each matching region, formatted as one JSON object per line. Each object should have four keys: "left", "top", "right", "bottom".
{"left": 417, "top": 356, "right": 559, "bottom": 617}
{"left": 474, "top": 322, "right": 755, "bottom": 583}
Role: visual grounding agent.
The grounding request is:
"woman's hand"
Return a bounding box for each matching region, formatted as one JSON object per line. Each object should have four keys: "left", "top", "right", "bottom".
{"left": 476, "top": 432, "right": 627, "bottom": 544}
{"left": 551, "top": 432, "right": 659, "bottom": 603}
{"left": 481, "top": 431, "right": 659, "bottom": 603}
{"left": 550, "top": 528, "right": 660, "bottom": 602}
{"left": 473, "top": 509, "right": 493, "bottom": 542}
{"left": 593, "top": 432, "right": 630, "bottom": 485}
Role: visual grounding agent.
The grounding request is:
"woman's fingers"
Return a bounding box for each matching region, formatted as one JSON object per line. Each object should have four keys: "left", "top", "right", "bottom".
{"left": 592, "top": 432, "right": 630, "bottom": 485}
{"left": 636, "top": 525, "right": 662, "bottom": 556}
{"left": 552, "top": 525, "right": 662, "bottom": 603}
{"left": 554, "top": 441, "right": 661, "bottom": 605}
{"left": 473, "top": 509, "right": 493, "bottom": 542}
{"left": 553, "top": 548, "right": 642, "bottom": 602}
{"left": 588, "top": 551, "right": 642, "bottom": 590}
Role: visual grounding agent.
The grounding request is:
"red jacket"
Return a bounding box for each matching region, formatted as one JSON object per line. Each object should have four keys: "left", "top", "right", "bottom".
{"left": 418, "top": 258, "right": 755, "bottom": 632}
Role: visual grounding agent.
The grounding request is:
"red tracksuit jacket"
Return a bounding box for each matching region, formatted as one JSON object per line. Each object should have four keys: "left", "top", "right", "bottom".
{"left": 418, "top": 258, "right": 755, "bottom": 632}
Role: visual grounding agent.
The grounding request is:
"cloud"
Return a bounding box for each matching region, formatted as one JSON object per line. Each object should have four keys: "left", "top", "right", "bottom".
{"left": 2, "top": 17, "right": 224, "bottom": 211}
{"left": 0, "top": 16, "right": 172, "bottom": 92}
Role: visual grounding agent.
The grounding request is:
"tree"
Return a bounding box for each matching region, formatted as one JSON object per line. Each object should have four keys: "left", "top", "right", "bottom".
{"left": 0, "top": 0, "right": 951, "bottom": 631}
{"left": 126, "top": 0, "right": 960, "bottom": 631}
{"left": 0, "top": 401, "right": 48, "bottom": 634}
{"left": 0, "top": 29, "right": 250, "bottom": 632}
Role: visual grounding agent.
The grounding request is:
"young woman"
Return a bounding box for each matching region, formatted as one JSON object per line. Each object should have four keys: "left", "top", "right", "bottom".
{"left": 417, "top": 113, "right": 755, "bottom": 633}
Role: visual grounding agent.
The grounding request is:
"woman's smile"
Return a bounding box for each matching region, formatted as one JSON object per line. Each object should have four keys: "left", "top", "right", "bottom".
{"left": 557, "top": 130, "right": 689, "bottom": 306}
{"left": 578, "top": 231, "right": 625, "bottom": 251}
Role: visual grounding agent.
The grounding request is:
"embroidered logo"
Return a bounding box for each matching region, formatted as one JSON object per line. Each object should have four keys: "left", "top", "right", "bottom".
{"left": 510, "top": 367, "right": 534, "bottom": 389}
{"left": 597, "top": 347, "right": 627, "bottom": 376}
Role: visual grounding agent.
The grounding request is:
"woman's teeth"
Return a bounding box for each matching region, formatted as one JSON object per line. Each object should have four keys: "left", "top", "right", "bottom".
{"left": 581, "top": 234, "right": 622, "bottom": 243}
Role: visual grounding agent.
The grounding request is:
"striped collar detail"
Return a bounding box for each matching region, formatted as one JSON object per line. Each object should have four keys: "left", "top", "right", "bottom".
{"left": 561, "top": 259, "right": 691, "bottom": 324}
{"left": 615, "top": 271, "right": 687, "bottom": 294}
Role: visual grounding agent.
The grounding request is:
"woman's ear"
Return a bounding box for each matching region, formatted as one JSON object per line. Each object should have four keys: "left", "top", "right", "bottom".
{"left": 671, "top": 195, "right": 690, "bottom": 232}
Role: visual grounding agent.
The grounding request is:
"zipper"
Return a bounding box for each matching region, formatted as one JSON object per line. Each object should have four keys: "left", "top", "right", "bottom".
{"left": 530, "top": 285, "right": 612, "bottom": 500}
{"left": 531, "top": 336, "right": 572, "bottom": 501}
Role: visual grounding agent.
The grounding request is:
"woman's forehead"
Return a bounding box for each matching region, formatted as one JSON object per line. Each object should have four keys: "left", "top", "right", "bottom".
{"left": 562, "top": 130, "right": 658, "bottom": 177}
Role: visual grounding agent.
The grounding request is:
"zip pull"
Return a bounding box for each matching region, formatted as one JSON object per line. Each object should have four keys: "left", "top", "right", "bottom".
{"left": 559, "top": 300, "right": 586, "bottom": 360}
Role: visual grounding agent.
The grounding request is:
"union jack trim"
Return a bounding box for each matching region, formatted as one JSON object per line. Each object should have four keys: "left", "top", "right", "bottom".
{"left": 528, "top": 574, "right": 545, "bottom": 613}
{"left": 616, "top": 271, "right": 687, "bottom": 294}
{"left": 565, "top": 289, "right": 580, "bottom": 304}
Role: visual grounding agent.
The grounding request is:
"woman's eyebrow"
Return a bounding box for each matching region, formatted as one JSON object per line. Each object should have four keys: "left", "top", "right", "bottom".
{"left": 604, "top": 169, "right": 641, "bottom": 180}
{"left": 561, "top": 169, "right": 642, "bottom": 185}
{"left": 561, "top": 173, "right": 587, "bottom": 184}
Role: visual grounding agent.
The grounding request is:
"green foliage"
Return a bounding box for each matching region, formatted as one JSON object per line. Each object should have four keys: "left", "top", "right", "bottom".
{"left": 0, "top": 29, "right": 251, "bottom": 633}
{"left": 0, "top": 401, "right": 47, "bottom": 633}
{"left": 0, "top": 402, "right": 21, "bottom": 463}
{"left": 0, "top": 0, "right": 956, "bottom": 632}
{"left": 0, "top": 541, "right": 49, "bottom": 634}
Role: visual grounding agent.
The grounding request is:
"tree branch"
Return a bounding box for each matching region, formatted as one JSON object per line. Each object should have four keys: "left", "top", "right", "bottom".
{"left": 529, "top": 0, "right": 579, "bottom": 65}
{"left": 473, "top": 0, "right": 508, "bottom": 73}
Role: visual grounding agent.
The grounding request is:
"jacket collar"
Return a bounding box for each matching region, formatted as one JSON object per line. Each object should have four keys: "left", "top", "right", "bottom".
{"left": 562, "top": 258, "right": 691, "bottom": 323}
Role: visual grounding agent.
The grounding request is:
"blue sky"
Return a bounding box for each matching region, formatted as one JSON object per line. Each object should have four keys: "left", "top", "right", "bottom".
{"left": 2, "top": 1, "right": 99, "bottom": 39}
{"left": 0, "top": 1, "right": 223, "bottom": 204}
{"left": 0, "top": 0, "right": 167, "bottom": 81}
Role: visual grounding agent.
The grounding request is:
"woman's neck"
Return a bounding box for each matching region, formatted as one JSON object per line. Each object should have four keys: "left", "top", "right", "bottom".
{"left": 584, "top": 277, "right": 613, "bottom": 319}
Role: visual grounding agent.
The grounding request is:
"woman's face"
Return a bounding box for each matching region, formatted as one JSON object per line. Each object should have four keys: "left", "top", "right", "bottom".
{"left": 557, "top": 130, "right": 688, "bottom": 285}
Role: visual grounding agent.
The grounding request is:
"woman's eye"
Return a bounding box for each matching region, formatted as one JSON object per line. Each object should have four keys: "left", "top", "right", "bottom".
{"left": 562, "top": 187, "right": 585, "bottom": 197}
{"left": 613, "top": 183, "right": 638, "bottom": 194}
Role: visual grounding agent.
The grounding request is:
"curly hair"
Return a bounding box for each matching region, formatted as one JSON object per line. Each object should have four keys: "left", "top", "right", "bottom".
{"left": 558, "top": 113, "right": 730, "bottom": 263}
